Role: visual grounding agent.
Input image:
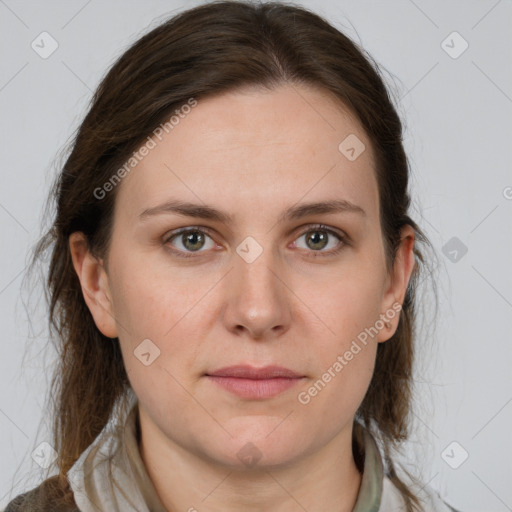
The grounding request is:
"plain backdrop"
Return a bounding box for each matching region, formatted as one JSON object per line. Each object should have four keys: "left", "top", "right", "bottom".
{"left": 1, "top": 1, "right": 511, "bottom": 511}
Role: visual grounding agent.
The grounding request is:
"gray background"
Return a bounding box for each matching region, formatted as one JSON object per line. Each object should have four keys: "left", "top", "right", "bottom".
{"left": 1, "top": 1, "right": 511, "bottom": 510}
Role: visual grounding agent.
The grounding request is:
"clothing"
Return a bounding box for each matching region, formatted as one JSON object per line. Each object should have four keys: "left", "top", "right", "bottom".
{"left": 4, "top": 389, "right": 459, "bottom": 512}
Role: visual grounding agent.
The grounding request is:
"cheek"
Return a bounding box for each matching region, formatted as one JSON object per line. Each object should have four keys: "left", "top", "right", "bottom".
{"left": 112, "top": 280, "right": 200, "bottom": 425}
{"left": 305, "top": 271, "right": 385, "bottom": 345}
{"left": 108, "top": 253, "right": 183, "bottom": 338}
{"left": 294, "top": 277, "right": 382, "bottom": 415}
{"left": 297, "top": 340, "right": 377, "bottom": 433}
{"left": 108, "top": 258, "right": 206, "bottom": 387}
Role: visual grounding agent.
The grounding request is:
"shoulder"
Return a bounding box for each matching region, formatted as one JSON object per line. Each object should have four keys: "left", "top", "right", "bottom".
{"left": 381, "top": 475, "right": 462, "bottom": 512}
{"left": 3, "top": 476, "right": 79, "bottom": 512}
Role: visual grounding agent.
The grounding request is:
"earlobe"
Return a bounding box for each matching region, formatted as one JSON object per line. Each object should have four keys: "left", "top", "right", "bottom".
{"left": 377, "top": 225, "right": 416, "bottom": 343}
{"left": 69, "top": 232, "right": 118, "bottom": 339}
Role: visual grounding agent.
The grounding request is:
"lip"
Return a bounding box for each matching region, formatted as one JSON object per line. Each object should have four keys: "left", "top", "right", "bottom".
{"left": 205, "top": 365, "right": 305, "bottom": 399}
{"left": 207, "top": 365, "right": 303, "bottom": 379}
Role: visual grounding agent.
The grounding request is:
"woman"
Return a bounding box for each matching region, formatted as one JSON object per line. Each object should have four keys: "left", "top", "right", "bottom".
{"left": 5, "top": 1, "right": 458, "bottom": 511}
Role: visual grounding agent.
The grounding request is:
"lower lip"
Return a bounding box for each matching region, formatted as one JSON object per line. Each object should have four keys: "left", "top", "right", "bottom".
{"left": 206, "top": 376, "right": 303, "bottom": 399}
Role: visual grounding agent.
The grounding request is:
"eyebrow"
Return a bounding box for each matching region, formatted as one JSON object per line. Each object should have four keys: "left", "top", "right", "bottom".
{"left": 138, "top": 198, "right": 366, "bottom": 224}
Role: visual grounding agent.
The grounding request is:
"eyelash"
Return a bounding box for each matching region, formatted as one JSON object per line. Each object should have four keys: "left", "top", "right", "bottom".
{"left": 163, "top": 224, "right": 349, "bottom": 260}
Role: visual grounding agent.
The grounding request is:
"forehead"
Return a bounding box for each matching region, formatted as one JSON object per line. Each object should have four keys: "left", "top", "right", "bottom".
{"left": 114, "top": 84, "right": 379, "bottom": 226}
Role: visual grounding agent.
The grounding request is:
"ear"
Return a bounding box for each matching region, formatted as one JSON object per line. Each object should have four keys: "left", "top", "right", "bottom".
{"left": 377, "top": 224, "right": 416, "bottom": 342}
{"left": 69, "top": 232, "right": 118, "bottom": 339}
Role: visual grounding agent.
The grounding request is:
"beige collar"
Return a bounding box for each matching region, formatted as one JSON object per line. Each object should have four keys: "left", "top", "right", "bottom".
{"left": 67, "top": 390, "right": 383, "bottom": 512}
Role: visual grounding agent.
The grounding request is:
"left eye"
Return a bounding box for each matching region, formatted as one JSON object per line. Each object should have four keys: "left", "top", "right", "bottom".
{"left": 293, "top": 226, "right": 345, "bottom": 254}
{"left": 163, "top": 225, "right": 347, "bottom": 258}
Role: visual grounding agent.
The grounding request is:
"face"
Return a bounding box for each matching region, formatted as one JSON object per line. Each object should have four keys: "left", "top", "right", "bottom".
{"left": 71, "top": 83, "right": 415, "bottom": 470}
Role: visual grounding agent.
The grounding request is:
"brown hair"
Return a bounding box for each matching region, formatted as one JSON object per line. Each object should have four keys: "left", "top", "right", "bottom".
{"left": 18, "top": 1, "right": 439, "bottom": 510}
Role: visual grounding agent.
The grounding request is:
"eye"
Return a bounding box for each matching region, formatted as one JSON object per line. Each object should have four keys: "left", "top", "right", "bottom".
{"left": 164, "top": 228, "right": 217, "bottom": 258}
{"left": 293, "top": 224, "right": 348, "bottom": 257}
{"left": 163, "top": 224, "right": 348, "bottom": 259}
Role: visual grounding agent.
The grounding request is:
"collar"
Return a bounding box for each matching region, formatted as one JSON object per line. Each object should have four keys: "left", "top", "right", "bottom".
{"left": 67, "top": 390, "right": 384, "bottom": 511}
{"left": 352, "top": 421, "right": 383, "bottom": 511}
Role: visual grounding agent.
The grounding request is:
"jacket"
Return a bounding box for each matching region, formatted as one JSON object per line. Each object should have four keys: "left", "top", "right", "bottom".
{"left": 4, "top": 389, "right": 460, "bottom": 512}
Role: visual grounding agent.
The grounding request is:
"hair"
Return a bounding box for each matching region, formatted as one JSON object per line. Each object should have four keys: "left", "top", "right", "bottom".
{"left": 16, "top": 1, "right": 440, "bottom": 510}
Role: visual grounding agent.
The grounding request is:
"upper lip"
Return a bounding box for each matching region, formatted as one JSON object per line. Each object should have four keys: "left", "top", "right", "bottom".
{"left": 206, "top": 365, "right": 304, "bottom": 379}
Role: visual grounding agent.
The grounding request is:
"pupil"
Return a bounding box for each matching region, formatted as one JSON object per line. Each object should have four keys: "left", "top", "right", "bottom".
{"left": 308, "top": 231, "right": 327, "bottom": 250}
{"left": 185, "top": 231, "right": 204, "bottom": 251}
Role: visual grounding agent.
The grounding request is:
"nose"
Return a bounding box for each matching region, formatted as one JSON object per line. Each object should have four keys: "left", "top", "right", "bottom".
{"left": 222, "top": 242, "right": 292, "bottom": 340}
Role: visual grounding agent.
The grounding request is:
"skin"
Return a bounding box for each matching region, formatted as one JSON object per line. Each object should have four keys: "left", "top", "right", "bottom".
{"left": 70, "top": 83, "right": 416, "bottom": 512}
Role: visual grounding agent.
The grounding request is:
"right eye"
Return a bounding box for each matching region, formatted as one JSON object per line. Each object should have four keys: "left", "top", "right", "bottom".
{"left": 163, "top": 227, "right": 218, "bottom": 258}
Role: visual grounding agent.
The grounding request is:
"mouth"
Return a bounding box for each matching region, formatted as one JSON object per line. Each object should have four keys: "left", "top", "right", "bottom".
{"left": 205, "top": 365, "right": 306, "bottom": 400}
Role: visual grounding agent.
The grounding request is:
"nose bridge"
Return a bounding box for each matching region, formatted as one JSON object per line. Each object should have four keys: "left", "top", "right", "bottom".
{"left": 225, "top": 233, "right": 290, "bottom": 335}
{"left": 235, "top": 233, "right": 282, "bottom": 299}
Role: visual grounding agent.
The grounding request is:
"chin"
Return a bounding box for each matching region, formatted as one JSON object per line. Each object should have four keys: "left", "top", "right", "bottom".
{"left": 196, "top": 424, "right": 310, "bottom": 471}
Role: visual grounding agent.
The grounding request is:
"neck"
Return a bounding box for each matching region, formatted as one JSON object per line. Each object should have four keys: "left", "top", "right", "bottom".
{"left": 139, "top": 415, "right": 363, "bottom": 512}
